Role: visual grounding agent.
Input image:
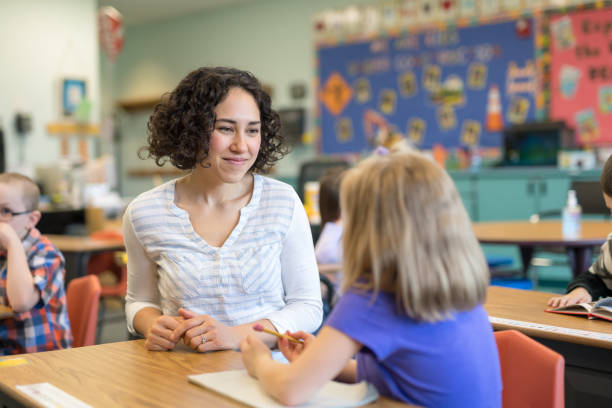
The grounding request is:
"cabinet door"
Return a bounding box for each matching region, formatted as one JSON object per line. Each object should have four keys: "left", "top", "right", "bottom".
{"left": 452, "top": 177, "right": 477, "bottom": 221}
{"left": 535, "top": 177, "right": 570, "bottom": 215}
{"left": 477, "top": 178, "right": 538, "bottom": 221}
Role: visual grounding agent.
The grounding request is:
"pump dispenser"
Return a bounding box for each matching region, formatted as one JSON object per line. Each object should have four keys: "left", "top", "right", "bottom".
{"left": 562, "top": 190, "right": 581, "bottom": 238}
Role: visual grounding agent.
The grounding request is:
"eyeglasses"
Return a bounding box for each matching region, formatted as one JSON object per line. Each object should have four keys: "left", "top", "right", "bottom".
{"left": 0, "top": 207, "right": 33, "bottom": 221}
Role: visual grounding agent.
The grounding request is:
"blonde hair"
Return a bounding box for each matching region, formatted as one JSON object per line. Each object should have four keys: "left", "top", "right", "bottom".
{"left": 0, "top": 173, "right": 40, "bottom": 211}
{"left": 340, "top": 152, "right": 488, "bottom": 322}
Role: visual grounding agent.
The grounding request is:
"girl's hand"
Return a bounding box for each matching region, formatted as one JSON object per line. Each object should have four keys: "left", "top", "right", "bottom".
{"left": 240, "top": 335, "right": 272, "bottom": 378}
{"left": 278, "top": 330, "right": 315, "bottom": 362}
{"left": 172, "top": 308, "right": 241, "bottom": 351}
{"left": 144, "top": 315, "right": 184, "bottom": 351}
{"left": 548, "top": 287, "right": 592, "bottom": 308}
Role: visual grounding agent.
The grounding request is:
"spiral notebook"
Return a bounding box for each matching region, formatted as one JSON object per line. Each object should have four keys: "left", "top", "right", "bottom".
{"left": 188, "top": 369, "right": 379, "bottom": 408}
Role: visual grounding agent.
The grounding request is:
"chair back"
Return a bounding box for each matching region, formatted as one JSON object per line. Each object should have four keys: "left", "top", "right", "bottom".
{"left": 319, "top": 274, "right": 336, "bottom": 319}
{"left": 67, "top": 275, "right": 101, "bottom": 347}
{"left": 495, "top": 330, "right": 564, "bottom": 408}
{"left": 87, "top": 252, "right": 127, "bottom": 297}
{"left": 570, "top": 180, "right": 608, "bottom": 216}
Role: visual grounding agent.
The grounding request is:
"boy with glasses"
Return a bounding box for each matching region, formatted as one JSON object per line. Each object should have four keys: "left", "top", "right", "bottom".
{"left": 0, "top": 173, "right": 71, "bottom": 354}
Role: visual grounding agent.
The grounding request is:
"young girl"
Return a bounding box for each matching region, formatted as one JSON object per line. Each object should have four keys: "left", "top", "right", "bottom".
{"left": 241, "top": 152, "right": 502, "bottom": 407}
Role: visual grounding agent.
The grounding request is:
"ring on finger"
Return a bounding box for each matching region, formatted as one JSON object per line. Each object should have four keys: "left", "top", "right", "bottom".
{"left": 201, "top": 334, "right": 207, "bottom": 345}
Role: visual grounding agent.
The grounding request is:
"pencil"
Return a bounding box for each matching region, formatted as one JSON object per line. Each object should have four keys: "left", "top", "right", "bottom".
{"left": 252, "top": 324, "right": 303, "bottom": 344}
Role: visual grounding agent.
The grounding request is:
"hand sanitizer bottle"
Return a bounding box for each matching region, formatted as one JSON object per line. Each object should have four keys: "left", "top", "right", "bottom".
{"left": 562, "top": 190, "right": 581, "bottom": 238}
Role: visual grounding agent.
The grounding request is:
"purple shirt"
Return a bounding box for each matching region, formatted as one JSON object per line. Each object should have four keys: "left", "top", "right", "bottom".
{"left": 325, "top": 289, "right": 501, "bottom": 407}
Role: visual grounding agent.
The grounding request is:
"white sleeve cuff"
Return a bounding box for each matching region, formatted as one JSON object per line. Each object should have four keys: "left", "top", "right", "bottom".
{"left": 125, "top": 301, "right": 162, "bottom": 335}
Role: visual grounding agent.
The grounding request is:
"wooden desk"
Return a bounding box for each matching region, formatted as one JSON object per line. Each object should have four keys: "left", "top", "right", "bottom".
{"left": 46, "top": 234, "right": 125, "bottom": 283}
{"left": 485, "top": 286, "right": 612, "bottom": 348}
{"left": 0, "top": 340, "right": 410, "bottom": 407}
{"left": 0, "top": 305, "right": 12, "bottom": 320}
{"left": 473, "top": 220, "right": 612, "bottom": 278}
{"left": 485, "top": 286, "right": 612, "bottom": 406}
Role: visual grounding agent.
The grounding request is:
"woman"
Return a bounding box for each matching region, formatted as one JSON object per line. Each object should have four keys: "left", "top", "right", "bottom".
{"left": 123, "top": 67, "right": 322, "bottom": 352}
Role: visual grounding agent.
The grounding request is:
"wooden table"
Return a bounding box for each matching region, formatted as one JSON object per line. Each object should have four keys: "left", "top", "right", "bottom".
{"left": 46, "top": 234, "right": 125, "bottom": 283}
{"left": 485, "top": 286, "right": 612, "bottom": 406}
{"left": 0, "top": 305, "right": 12, "bottom": 320}
{"left": 473, "top": 220, "right": 612, "bottom": 278}
{"left": 0, "top": 340, "right": 410, "bottom": 407}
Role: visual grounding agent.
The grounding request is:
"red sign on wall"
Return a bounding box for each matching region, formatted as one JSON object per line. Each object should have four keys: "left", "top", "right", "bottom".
{"left": 549, "top": 8, "right": 612, "bottom": 146}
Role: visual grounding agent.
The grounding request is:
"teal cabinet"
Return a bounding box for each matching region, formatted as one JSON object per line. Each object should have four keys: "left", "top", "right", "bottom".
{"left": 476, "top": 174, "right": 570, "bottom": 221}
{"left": 448, "top": 169, "right": 600, "bottom": 221}
{"left": 538, "top": 177, "right": 572, "bottom": 216}
{"left": 477, "top": 177, "right": 535, "bottom": 221}
{"left": 452, "top": 175, "right": 477, "bottom": 221}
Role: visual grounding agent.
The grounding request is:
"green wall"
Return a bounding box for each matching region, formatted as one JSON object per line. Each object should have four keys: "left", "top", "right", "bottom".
{"left": 1, "top": 0, "right": 99, "bottom": 174}
{"left": 105, "top": 0, "right": 373, "bottom": 198}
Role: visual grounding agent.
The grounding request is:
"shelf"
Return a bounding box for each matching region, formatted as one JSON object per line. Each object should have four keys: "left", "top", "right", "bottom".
{"left": 47, "top": 122, "right": 100, "bottom": 136}
{"left": 128, "top": 167, "right": 186, "bottom": 186}
{"left": 46, "top": 121, "right": 101, "bottom": 162}
{"left": 117, "top": 97, "right": 161, "bottom": 112}
{"left": 127, "top": 168, "right": 185, "bottom": 177}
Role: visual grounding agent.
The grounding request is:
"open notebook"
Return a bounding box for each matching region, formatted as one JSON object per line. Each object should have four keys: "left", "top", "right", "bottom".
{"left": 188, "top": 369, "right": 379, "bottom": 408}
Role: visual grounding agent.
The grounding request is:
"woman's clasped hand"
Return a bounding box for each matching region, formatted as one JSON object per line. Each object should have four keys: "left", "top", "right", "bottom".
{"left": 144, "top": 308, "right": 244, "bottom": 351}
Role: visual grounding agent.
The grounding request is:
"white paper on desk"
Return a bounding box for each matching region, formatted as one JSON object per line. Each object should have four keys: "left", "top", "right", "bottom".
{"left": 16, "top": 382, "right": 92, "bottom": 408}
{"left": 188, "top": 369, "right": 379, "bottom": 408}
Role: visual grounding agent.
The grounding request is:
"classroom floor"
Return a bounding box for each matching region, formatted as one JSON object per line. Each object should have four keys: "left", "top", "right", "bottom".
{"left": 485, "top": 244, "right": 577, "bottom": 294}
{"left": 534, "top": 265, "right": 571, "bottom": 293}
{"left": 97, "top": 298, "right": 130, "bottom": 344}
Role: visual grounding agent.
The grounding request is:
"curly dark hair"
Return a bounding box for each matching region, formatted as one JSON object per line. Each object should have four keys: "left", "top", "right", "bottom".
{"left": 140, "top": 67, "right": 288, "bottom": 172}
{"left": 602, "top": 154, "right": 612, "bottom": 196}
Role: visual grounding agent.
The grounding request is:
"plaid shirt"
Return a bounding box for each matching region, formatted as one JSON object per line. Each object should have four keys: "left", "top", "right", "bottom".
{"left": 0, "top": 228, "right": 72, "bottom": 354}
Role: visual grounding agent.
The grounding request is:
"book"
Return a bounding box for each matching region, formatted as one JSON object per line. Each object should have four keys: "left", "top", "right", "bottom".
{"left": 188, "top": 369, "right": 379, "bottom": 408}
{"left": 546, "top": 297, "right": 612, "bottom": 322}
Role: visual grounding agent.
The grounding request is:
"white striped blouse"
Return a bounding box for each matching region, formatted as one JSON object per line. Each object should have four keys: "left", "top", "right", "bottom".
{"left": 123, "top": 175, "right": 323, "bottom": 335}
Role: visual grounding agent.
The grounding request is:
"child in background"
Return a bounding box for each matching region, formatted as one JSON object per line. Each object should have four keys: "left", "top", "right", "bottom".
{"left": 314, "top": 166, "right": 345, "bottom": 266}
{"left": 0, "top": 173, "right": 71, "bottom": 354}
{"left": 241, "top": 152, "right": 501, "bottom": 407}
{"left": 549, "top": 154, "right": 612, "bottom": 308}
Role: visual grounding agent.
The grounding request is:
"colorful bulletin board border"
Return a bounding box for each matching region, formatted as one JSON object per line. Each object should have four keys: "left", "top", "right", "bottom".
{"left": 313, "top": 4, "right": 549, "bottom": 49}
{"left": 315, "top": 13, "right": 541, "bottom": 155}
{"left": 540, "top": 0, "right": 612, "bottom": 147}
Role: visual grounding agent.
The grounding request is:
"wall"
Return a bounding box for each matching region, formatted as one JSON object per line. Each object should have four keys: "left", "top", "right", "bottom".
{"left": 0, "top": 0, "right": 100, "bottom": 175}
{"left": 104, "top": 0, "right": 372, "bottom": 198}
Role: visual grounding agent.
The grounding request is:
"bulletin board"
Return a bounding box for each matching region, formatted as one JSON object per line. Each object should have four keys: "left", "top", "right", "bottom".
{"left": 316, "top": 18, "right": 538, "bottom": 154}
{"left": 543, "top": 3, "right": 612, "bottom": 146}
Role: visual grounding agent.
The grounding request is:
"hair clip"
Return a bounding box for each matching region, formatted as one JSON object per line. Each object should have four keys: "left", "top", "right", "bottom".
{"left": 374, "top": 146, "right": 389, "bottom": 156}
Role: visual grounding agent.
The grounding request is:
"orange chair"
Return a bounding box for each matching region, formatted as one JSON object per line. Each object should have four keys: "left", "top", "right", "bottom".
{"left": 86, "top": 251, "right": 127, "bottom": 342}
{"left": 495, "top": 330, "right": 565, "bottom": 408}
{"left": 88, "top": 229, "right": 126, "bottom": 300}
{"left": 87, "top": 252, "right": 127, "bottom": 299}
{"left": 66, "top": 275, "right": 101, "bottom": 347}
